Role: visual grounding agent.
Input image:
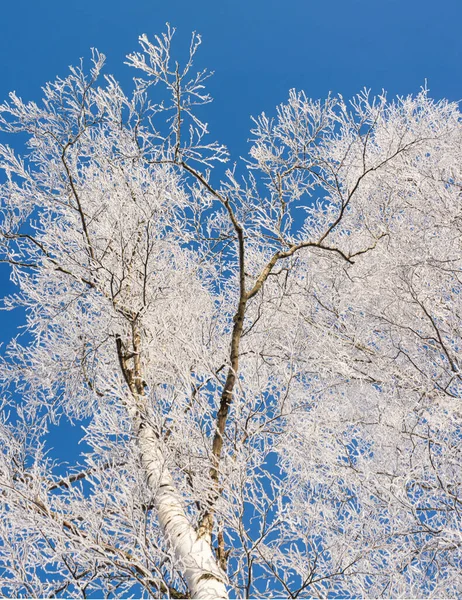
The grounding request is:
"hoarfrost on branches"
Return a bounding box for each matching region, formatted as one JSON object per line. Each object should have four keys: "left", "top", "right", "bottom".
{"left": 0, "top": 28, "right": 461, "bottom": 598}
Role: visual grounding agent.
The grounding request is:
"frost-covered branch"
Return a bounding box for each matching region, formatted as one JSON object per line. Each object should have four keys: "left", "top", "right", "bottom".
{"left": 0, "top": 29, "right": 461, "bottom": 599}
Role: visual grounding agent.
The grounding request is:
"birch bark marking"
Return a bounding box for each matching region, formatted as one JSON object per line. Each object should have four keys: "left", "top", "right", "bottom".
{"left": 137, "top": 422, "right": 228, "bottom": 600}
{"left": 117, "top": 333, "right": 228, "bottom": 599}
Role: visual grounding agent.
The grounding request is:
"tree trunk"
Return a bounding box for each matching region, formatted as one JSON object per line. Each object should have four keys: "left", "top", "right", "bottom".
{"left": 137, "top": 420, "right": 228, "bottom": 600}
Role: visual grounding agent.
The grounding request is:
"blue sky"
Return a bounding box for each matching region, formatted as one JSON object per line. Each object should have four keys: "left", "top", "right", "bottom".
{"left": 0, "top": 0, "right": 461, "bottom": 463}
{"left": 0, "top": 0, "right": 461, "bottom": 157}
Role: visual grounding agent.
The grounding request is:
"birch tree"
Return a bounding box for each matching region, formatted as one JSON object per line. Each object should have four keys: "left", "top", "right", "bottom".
{"left": 0, "top": 28, "right": 461, "bottom": 598}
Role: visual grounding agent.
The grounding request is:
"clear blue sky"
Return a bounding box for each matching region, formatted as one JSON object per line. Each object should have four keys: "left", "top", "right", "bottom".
{"left": 0, "top": 0, "right": 461, "bottom": 457}
{"left": 1, "top": 0, "right": 461, "bottom": 156}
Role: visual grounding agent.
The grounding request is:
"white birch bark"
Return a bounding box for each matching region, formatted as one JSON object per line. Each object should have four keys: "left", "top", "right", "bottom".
{"left": 137, "top": 421, "right": 228, "bottom": 600}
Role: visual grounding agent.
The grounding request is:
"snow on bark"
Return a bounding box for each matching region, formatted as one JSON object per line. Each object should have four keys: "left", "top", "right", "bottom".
{"left": 137, "top": 421, "right": 228, "bottom": 600}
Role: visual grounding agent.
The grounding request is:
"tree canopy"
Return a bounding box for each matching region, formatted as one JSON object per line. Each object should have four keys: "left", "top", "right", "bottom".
{"left": 0, "top": 29, "right": 461, "bottom": 598}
